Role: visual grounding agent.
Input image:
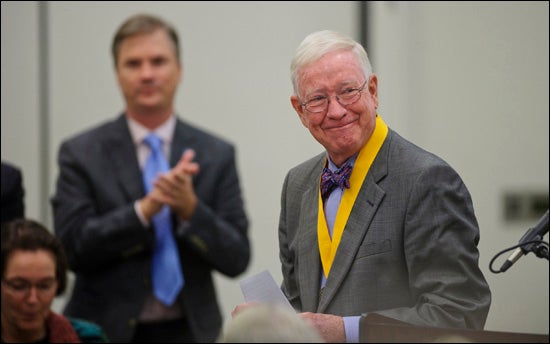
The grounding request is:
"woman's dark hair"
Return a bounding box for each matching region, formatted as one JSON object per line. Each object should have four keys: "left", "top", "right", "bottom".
{"left": 1, "top": 218, "right": 68, "bottom": 295}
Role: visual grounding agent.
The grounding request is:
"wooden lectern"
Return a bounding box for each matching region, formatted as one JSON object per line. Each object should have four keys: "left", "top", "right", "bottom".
{"left": 359, "top": 313, "right": 549, "bottom": 343}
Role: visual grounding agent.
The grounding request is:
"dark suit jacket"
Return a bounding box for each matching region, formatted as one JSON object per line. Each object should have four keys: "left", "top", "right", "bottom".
{"left": 1, "top": 161, "right": 25, "bottom": 225}
{"left": 279, "top": 128, "right": 491, "bottom": 330}
{"left": 51, "top": 115, "right": 250, "bottom": 342}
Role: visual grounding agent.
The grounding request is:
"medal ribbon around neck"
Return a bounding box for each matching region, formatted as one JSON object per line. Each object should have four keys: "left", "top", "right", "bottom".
{"left": 317, "top": 115, "right": 388, "bottom": 278}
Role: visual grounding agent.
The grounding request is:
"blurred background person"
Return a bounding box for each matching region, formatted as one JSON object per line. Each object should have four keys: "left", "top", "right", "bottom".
{"left": 1, "top": 218, "right": 108, "bottom": 343}
{"left": 50, "top": 13, "right": 250, "bottom": 343}
{"left": 1, "top": 161, "right": 25, "bottom": 225}
{"left": 219, "top": 303, "right": 324, "bottom": 343}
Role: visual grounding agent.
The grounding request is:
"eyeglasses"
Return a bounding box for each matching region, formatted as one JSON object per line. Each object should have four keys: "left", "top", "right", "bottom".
{"left": 300, "top": 80, "right": 368, "bottom": 113}
{"left": 2, "top": 278, "right": 57, "bottom": 298}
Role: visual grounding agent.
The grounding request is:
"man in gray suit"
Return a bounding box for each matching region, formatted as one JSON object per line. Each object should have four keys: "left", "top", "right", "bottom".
{"left": 51, "top": 14, "right": 250, "bottom": 343}
{"left": 278, "top": 30, "right": 491, "bottom": 342}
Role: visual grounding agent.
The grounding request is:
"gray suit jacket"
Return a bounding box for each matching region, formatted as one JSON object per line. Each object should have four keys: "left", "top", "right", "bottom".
{"left": 51, "top": 114, "right": 250, "bottom": 342}
{"left": 279, "top": 128, "right": 491, "bottom": 329}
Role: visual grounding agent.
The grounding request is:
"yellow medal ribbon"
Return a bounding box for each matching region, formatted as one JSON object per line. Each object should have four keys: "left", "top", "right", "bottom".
{"left": 317, "top": 115, "right": 388, "bottom": 278}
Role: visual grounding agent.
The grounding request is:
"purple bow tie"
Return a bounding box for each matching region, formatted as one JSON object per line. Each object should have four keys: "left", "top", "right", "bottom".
{"left": 320, "top": 163, "right": 352, "bottom": 201}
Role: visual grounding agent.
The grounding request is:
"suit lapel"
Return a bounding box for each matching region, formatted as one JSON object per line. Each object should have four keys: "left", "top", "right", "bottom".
{"left": 106, "top": 115, "right": 144, "bottom": 200}
{"left": 316, "top": 174, "right": 386, "bottom": 312}
{"left": 170, "top": 119, "right": 186, "bottom": 166}
{"left": 170, "top": 117, "right": 203, "bottom": 170}
{"left": 298, "top": 173, "right": 323, "bottom": 312}
{"left": 316, "top": 132, "right": 392, "bottom": 312}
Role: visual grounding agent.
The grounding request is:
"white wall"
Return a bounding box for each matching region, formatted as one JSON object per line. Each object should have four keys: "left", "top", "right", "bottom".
{"left": 2, "top": 0, "right": 548, "bottom": 336}
{"left": 1, "top": 1, "right": 42, "bottom": 220}
{"left": 370, "top": 1, "right": 549, "bottom": 334}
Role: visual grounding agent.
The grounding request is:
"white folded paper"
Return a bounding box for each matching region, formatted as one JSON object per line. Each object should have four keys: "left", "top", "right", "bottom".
{"left": 239, "top": 269, "right": 294, "bottom": 311}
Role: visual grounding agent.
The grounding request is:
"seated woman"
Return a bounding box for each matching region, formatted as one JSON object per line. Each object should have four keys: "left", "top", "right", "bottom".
{"left": 1, "top": 218, "right": 109, "bottom": 343}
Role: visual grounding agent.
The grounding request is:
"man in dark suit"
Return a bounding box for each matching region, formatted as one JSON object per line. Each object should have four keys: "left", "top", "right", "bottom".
{"left": 51, "top": 14, "right": 250, "bottom": 343}
{"left": 1, "top": 161, "right": 25, "bottom": 225}
{"left": 243, "top": 30, "right": 490, "bottom": 342}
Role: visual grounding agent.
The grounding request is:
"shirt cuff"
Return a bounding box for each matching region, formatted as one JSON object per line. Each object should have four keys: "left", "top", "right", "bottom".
{"left": 134, "top": 200, "right": 150, "bottom": 227}
{"left": 343, "top": 315, "right": 361, "bottom": 343}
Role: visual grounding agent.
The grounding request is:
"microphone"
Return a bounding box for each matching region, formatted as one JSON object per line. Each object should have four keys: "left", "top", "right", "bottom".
{"left": 500, "top": 209, "right": 549, "bottom": 272}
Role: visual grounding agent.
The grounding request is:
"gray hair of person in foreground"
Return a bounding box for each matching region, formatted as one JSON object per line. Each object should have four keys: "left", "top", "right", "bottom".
{"left": 217, "top": 303, "right": 324, "bottom": 343}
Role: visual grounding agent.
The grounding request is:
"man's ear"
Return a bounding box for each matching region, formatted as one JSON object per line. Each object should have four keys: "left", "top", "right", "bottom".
{"left": 291, "top": 95, "right": 309, "bottom": 128}
{"left": 368, "top": 74, "right": 379, "bottom": 108}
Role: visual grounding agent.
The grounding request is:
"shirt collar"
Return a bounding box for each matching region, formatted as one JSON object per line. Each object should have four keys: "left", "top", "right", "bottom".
{"left": 326, "top": 153, "right": 357, "bottom": 172}
{"left": 127, "top": 115, "right": 176, "bottom": 147}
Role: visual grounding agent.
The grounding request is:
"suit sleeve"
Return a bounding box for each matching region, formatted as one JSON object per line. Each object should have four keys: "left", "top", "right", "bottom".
{"left": 278, "top": 171, "right": 302, "bottom": 309}
{"left": 51, "top": 140, "right": 152, "bottom": 273}
{"left": 374, "top": 162, "right": 491, "bottom": 329}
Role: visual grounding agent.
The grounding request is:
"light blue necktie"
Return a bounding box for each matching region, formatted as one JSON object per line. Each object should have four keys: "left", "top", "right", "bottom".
{"left": 142, "top": 133, "right": 184, "bottom": 306}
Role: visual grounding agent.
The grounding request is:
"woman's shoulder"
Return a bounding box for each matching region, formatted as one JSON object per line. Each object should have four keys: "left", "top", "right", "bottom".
{"left": 68, "top": 317, "right": 110, "bottom": 343}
